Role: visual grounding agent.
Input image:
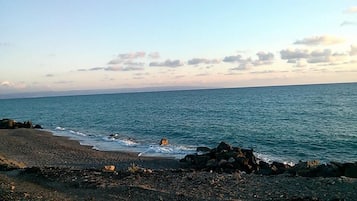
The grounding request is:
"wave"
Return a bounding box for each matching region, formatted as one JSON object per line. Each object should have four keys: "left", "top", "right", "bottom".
{"left": 255, "top": 152, "right": 295, "bottom": 166}
{"left": 103, "top": 134, "right": 139, "bottom": 146}
{"left": 55, "top": 126, "right": 66, "bottom": 131}
{"left": 138, "top": 144, "right": 196, "bottom": 159}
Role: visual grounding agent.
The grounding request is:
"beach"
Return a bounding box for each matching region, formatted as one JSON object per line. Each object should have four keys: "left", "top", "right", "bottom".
{"left": 0, "top": 128, "right": 356, "bottom": 201}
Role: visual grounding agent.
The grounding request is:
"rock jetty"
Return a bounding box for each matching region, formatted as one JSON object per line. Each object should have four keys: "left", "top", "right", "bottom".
{"left": 180, "top": 141, "right": 357, "bottom": 178}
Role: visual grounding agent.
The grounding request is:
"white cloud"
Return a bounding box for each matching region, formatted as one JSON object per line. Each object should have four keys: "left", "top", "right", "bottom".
{"left": 148, "top": 52, "right": 160, "bottom": 59}
{"left": 345, "top": 6, "right": 357, "bottom": 13}
{"left": 223, "top": 55, "right": 242, "bottom": 63}
{"left": 1, "top": 81, "right": 13, "bottom": 87}
{"left": 280, "top": 49, "right": 310, "bottom": 60}
{"left": 252, "top": 51, "right": 274, "bottom": 65}
{"left": 281, "top": 48, "right": 349, "bottom": 65}
{"left": 187, "top": 58, "right": 220, "bottom": 65}
{"left": 149, "top": 59, "right": 184, "bottom": 67}
{"left": 294, "top": 35, "right": 345, "bottom": 46}
{"left": 340, "top": 21, "right": 357, "bottom": 26}
{"left": 0, "top": 81, "right": 27, "bottom": 89}
{"left": 225, "top": 51, "right": 274, "bottom": 71}
{"left": 350, "top": 45, "right": 357, "bottom": 56}
{"left": 117, "top": 51, "right": 146, "bottom": 60}
{"left": 108, "top": 51, "right": 146, "bottom": 65}
{"left": 106, "top": 66, "right": 144, "bottom": 71}
{"left": 45, "top": 74, "right": 55, "bottom": 77}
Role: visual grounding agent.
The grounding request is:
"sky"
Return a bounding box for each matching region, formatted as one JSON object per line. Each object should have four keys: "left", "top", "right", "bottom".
{"left": 1, "top": 0, "right": 357, "bottom": 95}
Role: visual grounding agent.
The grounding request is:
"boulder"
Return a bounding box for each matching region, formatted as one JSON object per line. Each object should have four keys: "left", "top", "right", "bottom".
{"left": 344, "top": 162, "right": 357, "bottom": 178}
{"left": 196, "top": 146, "right": 211, "bottom": 153}
{"left": 159, "top": 138, "right": 169, "bottom": 146}
{"left": 102, "top": 165, "right": 115, "bottom": 172}
{"left": 34, "top": 124, "right": 43, "bottom": 129}
{"left": 290, "top": 160, "right": 320, "bottom": 176}
{"left": 313, "top": 163, "right": 343, "bottom": 177}
{"left": 0, "top": 119, "right": 15, "bottom": 129}
{"left": 216, "top": 142, "right": 232, "bottom": 152}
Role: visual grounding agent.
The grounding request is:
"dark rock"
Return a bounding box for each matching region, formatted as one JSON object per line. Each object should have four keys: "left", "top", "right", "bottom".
{"left": 313, "top": 163, "right": 343, "bottom": 177}
{"left": 34, "top": 124, "right": 43, "bottom": 129}
{"left": 0, "top": 119, "right": 15, "bottom": 129}
{"left": 271, "top": 161, "right": 290, "bottom": 175}
{"left": 256, "top": 161, "right": 273, "bottom": 175}
{"left": 344, "top": 162, "right": 357, "bottom": 178}
{"left": 196, "top": 146, "right": 211, "bottom": 153}
{"left": 289, "top": 160, "right": 320, "bottom": 176}
{"left": 216, "top": 142, "right": 232, "bottom": 152}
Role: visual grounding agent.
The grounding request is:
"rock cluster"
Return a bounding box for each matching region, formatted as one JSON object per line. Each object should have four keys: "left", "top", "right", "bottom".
{"left": 180, "top": 142, "right": 259, "bottom": 173}
{"left": 0, "top": 119, "right": 42, "bottom": 129}
{"left": 180, "top": 142, "right": 357, "bottom": 178}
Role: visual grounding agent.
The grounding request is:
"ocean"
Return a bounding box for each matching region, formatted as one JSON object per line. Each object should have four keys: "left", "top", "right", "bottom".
{"left": 1, "top": 83, "right": 356, "bottom": 164}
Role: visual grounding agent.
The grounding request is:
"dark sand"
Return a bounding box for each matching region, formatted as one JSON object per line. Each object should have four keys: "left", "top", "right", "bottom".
{"left": 0, "top": 129, "right": 356, "bottom": 201}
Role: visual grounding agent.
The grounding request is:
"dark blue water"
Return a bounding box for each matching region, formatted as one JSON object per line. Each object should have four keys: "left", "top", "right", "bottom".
{"left": 1, "top": 83, "right": 356, "bottom": 163}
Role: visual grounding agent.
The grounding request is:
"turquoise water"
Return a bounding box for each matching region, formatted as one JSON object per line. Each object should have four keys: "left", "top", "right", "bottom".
{"left": 1, "top": 83, "right": 356, "bottom": 163}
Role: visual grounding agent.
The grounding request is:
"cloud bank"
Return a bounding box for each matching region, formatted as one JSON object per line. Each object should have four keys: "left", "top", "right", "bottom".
{"left": 224, "top": 51, "right": 275, "bottom": 71}
{"left": 149, "top": 59, "right": 184, "bottom": 67}
{"left": 294, "top": 35, "right": 345, "bottom": 46}
{"left": 280, "top": 48, "right": 348, "bottom": 65}
{"left": 187, "top": 58, "right": 220, "bottom": 65}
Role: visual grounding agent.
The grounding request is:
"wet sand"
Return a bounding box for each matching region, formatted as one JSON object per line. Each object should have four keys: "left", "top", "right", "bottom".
{"left": 0, "top": 129, "right": 356, "bottom": 201}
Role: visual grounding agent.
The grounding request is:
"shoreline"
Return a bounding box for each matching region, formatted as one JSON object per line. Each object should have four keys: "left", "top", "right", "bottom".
{"left": 1, "top": 129, "right": 357, "bottom": 200}
{"left": 0, "top": 129, "right": 180, "bottom": 170}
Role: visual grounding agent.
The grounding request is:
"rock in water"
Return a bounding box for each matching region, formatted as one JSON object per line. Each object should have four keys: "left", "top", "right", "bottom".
{"left": 160, "top": 138, "right": 169, "bottom": 146}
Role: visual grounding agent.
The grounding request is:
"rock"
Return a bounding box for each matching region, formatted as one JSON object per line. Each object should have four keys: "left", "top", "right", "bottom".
{"left": 216, "top": 142, "right": 232, "bottom": 152}
{"left": 206, "top": 159, "right": 217, "bottom": 168}
{"left": 270, "top": 161, "right": 291, "bottom": 175}
{"left": 228, "top": 157, "right": 235, "bottom": 163}
{"left": 0, "top": 119, "right": 38, "bottom": 129}
{"left": 0, "top": 119, "right": 15, "bottom": 129}
{"left": 34, "top": 124, "right": 43, "bottom": 129}
{"left": 313, "top": 163, "right": 343, "bottom": 177}
{"left": 159, "top": 138, "right": 169, "bottom": 146}
{"left": 344, "top": 162, "right": 357, "bottom": 178}
{"left": 290, "top": 160, "right": 320, "bottom": 177}
{"left": 256, "top": 161, "right": 273, "bottom": 175}
{"left": 218, "top": 159, "right": 228, "bottom": 167}
{"left": 102, "top": 165, "right": 115, "bottom": 172}
{"left": 196, "top": 146, "right": 211, "bottom": 153}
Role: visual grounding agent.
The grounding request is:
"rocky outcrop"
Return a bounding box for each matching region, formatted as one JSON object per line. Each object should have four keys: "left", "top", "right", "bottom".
{"left": 0, "top": 119, "right": 42, "bottom": 129}
{"left": 180, "top": 142, "right": 260, "bottom": 173}
{"left": 181, "top": 142, "right": 357, "bottom": 178}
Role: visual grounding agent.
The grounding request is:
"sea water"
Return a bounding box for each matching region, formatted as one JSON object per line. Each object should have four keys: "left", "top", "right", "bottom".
{"left": 1, "top": 83, "right": 356, "bottom": 164}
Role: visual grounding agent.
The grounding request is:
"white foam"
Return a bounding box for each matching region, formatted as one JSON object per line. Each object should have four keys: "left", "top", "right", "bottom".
{"left": 138, "top": 144, "right": 195, "bottom": 159}
{"left": 69, "top": 130, "right": 86, "bottom": 136}
{"left": 117, "top": 139, "right": 138, "bottom": 146}
{"left": 102, "top": 135, "right": 138, "bottom": 146}
{"left": 55, "top": 126, "right": 66, "bottom": 131}
{"left": 255, "top": 152, "right": 295, "bottom": 165}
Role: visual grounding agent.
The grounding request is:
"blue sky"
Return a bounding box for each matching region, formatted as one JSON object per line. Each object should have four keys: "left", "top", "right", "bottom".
{"left": 1, "top": 0, "right": 356, "bottom": 94}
